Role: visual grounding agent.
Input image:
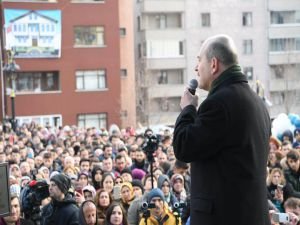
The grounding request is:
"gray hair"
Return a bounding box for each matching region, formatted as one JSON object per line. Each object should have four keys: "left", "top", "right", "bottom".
{"left": 205, "top": 35, "right": 239, "bottom": 66}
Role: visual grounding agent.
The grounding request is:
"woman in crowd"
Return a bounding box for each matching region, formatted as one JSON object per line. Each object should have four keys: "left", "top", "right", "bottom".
{"left": 101, "top": 173, "right": 115, "bottom": 194}
{"left": 78, "top": 171, "right": 90, "bottom": 188}
{"left": 92, "top": 166, "right": 103, "bottom": 190}
{"left": 95, "top": 189, "right": 113, "bottom": 225}
{"left": 267, "top": 167, "right": 292, "bottom": 212}
{"left": 120, "top": 182, "right": 135, "bottom": 213}
{"left": 115, "top": 175, "right": 124, "bottom": 186}
{"left": 157, "top": 174, "right": 177, "bottom": 208}
{"left": 105, "top": 202, "right": 128, "bottom": 225}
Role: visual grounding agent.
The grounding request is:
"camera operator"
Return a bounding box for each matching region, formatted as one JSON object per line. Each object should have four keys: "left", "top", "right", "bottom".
{"left": 41, "top": 174, "right": 79, "bottom": 225}
{"left": 0, "top": 194, "right": 34, "bottom": 225}
{"left": 139, "top": 188, "right": 181, "bottom": 225}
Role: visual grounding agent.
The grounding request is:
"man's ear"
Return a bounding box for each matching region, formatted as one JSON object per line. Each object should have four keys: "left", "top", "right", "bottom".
{"left": 210, "top": 57, "right": 219, "bottom": 75}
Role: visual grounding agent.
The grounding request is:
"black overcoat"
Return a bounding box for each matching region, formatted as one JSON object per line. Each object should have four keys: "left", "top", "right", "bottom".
{"left": 173, "top": 66, "right": 271, "bottom": 225}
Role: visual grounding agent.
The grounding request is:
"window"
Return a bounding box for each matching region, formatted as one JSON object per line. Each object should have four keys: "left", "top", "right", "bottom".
{"left": 270, "top": 38, "right": 300, "bottom": 52}
{"left": 243, "top": 40, "right": 253, "bottom": 54}
{"left": 243, "top": 67, "right": 253, "bottom": 80}
{"left": 17, "top": 115, "right": 62, "bottom": 127}
{"left": 158, "top": 71, "right": 168, "bottom": 84}
{"left": 148, "top": 13, "right": 182, "bottom": 29}
{"left": 270, "top": 11, "right": 300, "bottom": 24}
{"left": 78, "top": 113, "right": 107, "bottom": 129}
{"left": 76, "top": 70, "right": 106, "bottom": 90}
{"left": 158, "top": 69, "right": 183, "bottom": 84}
{"left": 74, "top": 26, "right": 104, "bottom": 46}
{"left": 201, "top": 13, "right": 211, "bottom": 27}
{"left": 120, "top": 28, "right": 126, "bottom": 37}
{"left": 137, "top": 16, "right": 141, "bottom": 31}
{"left": 242, "top": 12, "right": 252, "bottom": 26}
{"left": 6, "top": 71, "right": 59, "bottom": 93}
{"left": 120, "top": 69, "right": 127, "bottom": 77}
{"left": 146, "top": 40, "right": 184, "bottom": 58}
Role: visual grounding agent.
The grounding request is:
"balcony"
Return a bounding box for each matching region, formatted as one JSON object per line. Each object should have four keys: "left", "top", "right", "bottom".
{"left": 268, "top": 0, "right": 300, "bottom": 10}
{"left": 141, "top": 0, "right": 185, "bottom": 13}
{"left": 269, "top": 52, "right": 300, "bottom": 65}
{"left": 145, "top": 57, "right": 186, "bottom": 70}
{"left": 148, "top": 84, "right": 183, "bottom": 98}
{"left": 269, "top": 79, "right": 300, "bottom": 92}
{"left": 269, "top": 25, "right": 300, "bottom": 38}
{"left": 142, "top": 29, "right": 185, "bottom": 40}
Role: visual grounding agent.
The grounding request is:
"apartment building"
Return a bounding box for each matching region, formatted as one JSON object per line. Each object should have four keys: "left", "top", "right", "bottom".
{"left": 0, "top": 0, "right": 136, "bottom": 129}
{"left": 268, "top": 0, "right": 300, "bottom": 117}
{"left": 135, "top": 0, "right": 300, "bottom": 126}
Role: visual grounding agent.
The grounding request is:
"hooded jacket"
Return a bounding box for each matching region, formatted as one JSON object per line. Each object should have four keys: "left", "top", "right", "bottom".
{"left": 41, "top": 193, "right": 79, "bottom": 225}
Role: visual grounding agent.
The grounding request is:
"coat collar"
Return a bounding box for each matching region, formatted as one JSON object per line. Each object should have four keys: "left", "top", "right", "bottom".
{"left": 208, "top": 64, "right": 248, "bottom": 96}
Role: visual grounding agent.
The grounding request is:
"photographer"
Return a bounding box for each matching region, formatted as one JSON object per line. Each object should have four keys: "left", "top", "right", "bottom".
{"left": 41, "top": 174, "right": 79, "bottom": 225}
{"left": 139, "top": 188, "right": 181, "bottom": 225}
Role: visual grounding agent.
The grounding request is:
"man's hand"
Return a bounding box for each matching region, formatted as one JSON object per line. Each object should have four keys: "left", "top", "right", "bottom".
{"left": 180, "top": 88, "right": 199, "bottom": 110}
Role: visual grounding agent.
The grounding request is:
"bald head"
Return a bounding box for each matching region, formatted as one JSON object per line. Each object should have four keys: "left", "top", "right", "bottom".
{"left": 202, "top": 34, "right": 238, "bottom": 68}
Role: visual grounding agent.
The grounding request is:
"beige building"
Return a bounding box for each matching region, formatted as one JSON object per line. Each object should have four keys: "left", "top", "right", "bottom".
{"left": 120, "top": 0, "right": 137, "bottom": 128}
{"left": 135, "top": 0, "right": 300, "bottom": 126}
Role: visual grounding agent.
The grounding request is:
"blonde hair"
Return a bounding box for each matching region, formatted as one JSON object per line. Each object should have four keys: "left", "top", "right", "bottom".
{"left": 267, "top": 167, "right": 286, "bottom": 186}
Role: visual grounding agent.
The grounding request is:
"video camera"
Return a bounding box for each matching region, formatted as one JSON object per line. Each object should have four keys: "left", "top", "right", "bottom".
{"left": 142, "top": 133, "right": 159, "bottom": 154}
{"left": 140, "top": 202, "right": 155, "bottom": 219}
{"left": 20, "top": 180, "right": 49, "bottom": 223}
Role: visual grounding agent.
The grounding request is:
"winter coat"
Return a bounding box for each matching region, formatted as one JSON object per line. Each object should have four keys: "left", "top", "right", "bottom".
{"left": 173, "top": 65, "right": 271, "bottom": 225}
{"left": 41, "top": 193, "right": 79, "bottom": 225}
{"left": 138, "top": 204, "right": 181, "bottom": 225}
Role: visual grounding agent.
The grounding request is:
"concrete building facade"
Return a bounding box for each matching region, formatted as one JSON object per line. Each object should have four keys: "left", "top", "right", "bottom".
{"left": 135, "top": 0, "right": 300, "bottom": 126}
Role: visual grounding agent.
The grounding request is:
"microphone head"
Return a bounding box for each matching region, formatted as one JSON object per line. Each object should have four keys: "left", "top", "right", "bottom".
{"left": 188, "top": 79, "right": 198, "bottom": 90}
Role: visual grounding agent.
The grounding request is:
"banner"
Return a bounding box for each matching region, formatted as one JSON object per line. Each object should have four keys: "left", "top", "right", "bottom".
{"left": 4, "top": 9, "right": 61, "bottom": 58}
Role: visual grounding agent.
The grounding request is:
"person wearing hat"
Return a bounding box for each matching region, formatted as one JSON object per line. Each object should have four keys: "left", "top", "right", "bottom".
{"left": 131, "top": 179, "right": 144, "bottom": 198}
{"left": 139, "top": 188, "right": 181, "bottom": 225}
{"left": 41, "top": 174, "right": 79, "bottom": 225}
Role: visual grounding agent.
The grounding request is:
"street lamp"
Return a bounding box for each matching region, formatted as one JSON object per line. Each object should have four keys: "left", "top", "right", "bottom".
{"left": 3, "top": 50, "right": 20, "bottom": 131}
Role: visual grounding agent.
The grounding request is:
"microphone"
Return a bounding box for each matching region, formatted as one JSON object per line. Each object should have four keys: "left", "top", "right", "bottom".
{"left": 188, "top": 79, "right": 198, "bottom": 95}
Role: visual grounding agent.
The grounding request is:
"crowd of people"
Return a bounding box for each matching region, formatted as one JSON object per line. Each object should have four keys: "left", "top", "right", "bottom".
{"left": 0, "top": 121, "right": 300, "bottom": 225}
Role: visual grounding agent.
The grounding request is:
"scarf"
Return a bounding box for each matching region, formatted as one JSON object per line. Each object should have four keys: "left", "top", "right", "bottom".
{"left": 209, "top": 64, "right": 247, "bottom": 96}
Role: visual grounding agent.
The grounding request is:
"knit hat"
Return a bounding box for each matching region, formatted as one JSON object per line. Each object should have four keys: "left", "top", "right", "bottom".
{"left": 131, "top": 179, "right": 144, "bottom": 194}
{"left": 132, "top": 168, "right": 146, "bottom": 180}
{"left": 147, "top": 188, "right": 164, "bottom": 203}
{"left": 50, "top": 174, "right": 71, "bottom": 194}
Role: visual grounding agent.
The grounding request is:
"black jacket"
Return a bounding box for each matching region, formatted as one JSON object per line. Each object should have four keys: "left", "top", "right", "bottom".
{"left": 41, "top": 194, "right": 79, "bottom": 225}
{"left": 173, "top": 65, "right": 271, "bottom": 225}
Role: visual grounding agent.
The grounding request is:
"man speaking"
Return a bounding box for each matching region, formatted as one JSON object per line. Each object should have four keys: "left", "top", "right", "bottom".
{"left": 173, "top": 34, "right": 271, "bottom": 225}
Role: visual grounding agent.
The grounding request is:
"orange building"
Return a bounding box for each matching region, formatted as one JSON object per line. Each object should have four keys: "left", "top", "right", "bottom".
{"left": 0, "top": 0, "right": 136, "bottom": 129}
